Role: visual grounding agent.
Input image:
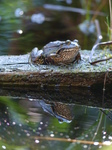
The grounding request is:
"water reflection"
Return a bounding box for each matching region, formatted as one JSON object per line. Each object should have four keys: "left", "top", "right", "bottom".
{"left": 1, "top": 85, "right": 112, "bottom": 108}
{"left": 39, "top": 100, "right": 72, "bottom": 123}
{"left": 19, "top": 98, "right": 73, "bottom": 123}
{"left": 0, "top": 85, "right": 112, "bottom": 149}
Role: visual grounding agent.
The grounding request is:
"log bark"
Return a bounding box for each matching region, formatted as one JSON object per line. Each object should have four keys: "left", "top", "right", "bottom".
{"left": 0, "top": 50, "right": 112, "bottom": 87}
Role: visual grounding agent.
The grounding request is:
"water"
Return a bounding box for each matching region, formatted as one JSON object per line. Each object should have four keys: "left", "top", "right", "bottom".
{"left": 0, "top": 86, "right": 112, "bottom": 150}
{"left": 0, "top": 0, "right": 112, "bottom": 150}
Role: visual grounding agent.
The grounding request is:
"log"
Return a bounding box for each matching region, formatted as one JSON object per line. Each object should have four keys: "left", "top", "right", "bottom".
{"left": 0, "top": 50, "right": 112, "bottom": 87}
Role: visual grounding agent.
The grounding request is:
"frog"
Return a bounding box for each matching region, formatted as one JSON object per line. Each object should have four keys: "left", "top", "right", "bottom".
{"left": 30, "top": 39, "right": 81, "bottom": 65}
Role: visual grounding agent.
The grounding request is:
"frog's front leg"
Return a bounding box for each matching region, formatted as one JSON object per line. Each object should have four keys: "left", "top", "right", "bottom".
{"left": 29, "top": 47, "right": 43, "bottom": 65}
{"left": 44, "top": 53, "right": 59, "bottom": 65}
{"left": 31, "top": 47, "right": 43, "bottom": 62}
{"left": 72, "top": 52, "right": 81, "bottom": 63}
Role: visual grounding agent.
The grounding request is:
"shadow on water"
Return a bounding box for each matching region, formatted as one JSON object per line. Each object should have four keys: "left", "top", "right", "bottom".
{"left": 0, "top": 85, "right": 112, "bottom": 108}
{"left": 0, "top": 85, "right": 112, "bottom": 149}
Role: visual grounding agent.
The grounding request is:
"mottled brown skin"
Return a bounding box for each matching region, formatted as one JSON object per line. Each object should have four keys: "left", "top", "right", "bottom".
{"left": 45, "top": 47, "right": 81, "bottom": 65}
{"left": 30, "top": 40, "right": 81, "bottom": 65}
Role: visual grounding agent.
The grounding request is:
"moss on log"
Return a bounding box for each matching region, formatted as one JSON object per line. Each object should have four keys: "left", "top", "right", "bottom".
{"left": 0, "top": 50, "right": 112, "bottom": 87}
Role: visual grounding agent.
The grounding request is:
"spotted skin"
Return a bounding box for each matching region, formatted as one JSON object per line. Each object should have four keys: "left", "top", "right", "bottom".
{"left": 30, "top": 40, "right": 81, "bottom": 65}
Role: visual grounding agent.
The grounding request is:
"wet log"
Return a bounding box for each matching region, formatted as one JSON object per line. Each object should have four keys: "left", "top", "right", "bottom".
{"left": 0, "top": 50, "right": 112, "bottom": 87}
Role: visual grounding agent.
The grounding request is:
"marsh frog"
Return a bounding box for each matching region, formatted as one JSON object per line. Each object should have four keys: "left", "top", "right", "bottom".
{"left": 30, "top": 39, "right": 81, "bottom": 65}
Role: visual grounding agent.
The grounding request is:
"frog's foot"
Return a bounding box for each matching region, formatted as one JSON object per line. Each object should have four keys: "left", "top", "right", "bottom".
{"left": 30, "top": 47, "right": 44, "bottom": 65}
{"left": 45, "top": 56, "right": 55, "bottom": 65}
{"left": 28, "top": 54, "right": 38, "bottom": 68}
{"left": 73, "top": 52, "right": 81, "bottom": 63}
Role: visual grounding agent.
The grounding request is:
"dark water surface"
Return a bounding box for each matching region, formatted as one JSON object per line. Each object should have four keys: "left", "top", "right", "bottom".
{"left": 0, "top": 0, "right": 112, "bottom": 150}
{"left": 0, "top": 86, "right": 112, "bottom": 150}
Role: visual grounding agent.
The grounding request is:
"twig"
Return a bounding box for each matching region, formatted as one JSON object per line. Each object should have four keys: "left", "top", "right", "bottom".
{"left": 90, "top": 56, "right": 112, "bottom": 65}
{"left": 89, "top": 20, "right": 102, "bottom": 63}
{"left": 43, "top": 4, "right": 106, "bottom": 16}
{"left": 94, "top": 19, "right": 103, "bottom": 44}
{"left": 89, "top": 41, "right": 112, "bottom": 64}
{"left": 99, "top": 72, "right": 112, "bottom": 121}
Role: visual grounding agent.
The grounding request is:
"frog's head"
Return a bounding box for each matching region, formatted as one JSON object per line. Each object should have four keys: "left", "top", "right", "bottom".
{"left": 43, "top": 39, "right": 80, "bottom": 56}
{"left": 42, "top": 40, "right": 81, "bottom": 65}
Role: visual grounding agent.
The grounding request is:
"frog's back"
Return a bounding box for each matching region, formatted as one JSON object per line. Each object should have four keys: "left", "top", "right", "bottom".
{"left": 43, "top": 41, "right": 64, "bottom": 56}
{"left": 43, "top": 40, "right": 80, "bottom": 56}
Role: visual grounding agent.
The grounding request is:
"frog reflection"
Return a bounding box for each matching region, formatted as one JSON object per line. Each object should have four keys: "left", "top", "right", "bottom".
{"left": 39, "top": 100, "right": 73, "bottom": 123}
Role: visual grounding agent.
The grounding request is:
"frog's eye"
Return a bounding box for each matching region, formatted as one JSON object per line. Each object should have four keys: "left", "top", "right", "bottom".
{"left": 65, "top": 40, "right": 71, "bottom": 45}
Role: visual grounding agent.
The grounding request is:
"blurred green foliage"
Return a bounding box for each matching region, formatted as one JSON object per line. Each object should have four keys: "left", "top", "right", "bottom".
{"left": 0, "top": 96, "right": 28, "bottom": 124}
{"left": 0, "top": 0, "right": 110, "bottom": 55}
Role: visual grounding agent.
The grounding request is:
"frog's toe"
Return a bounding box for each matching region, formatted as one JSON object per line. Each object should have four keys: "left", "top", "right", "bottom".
{"left": 31, "top": 47, "right": 43, "bottom": 62}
